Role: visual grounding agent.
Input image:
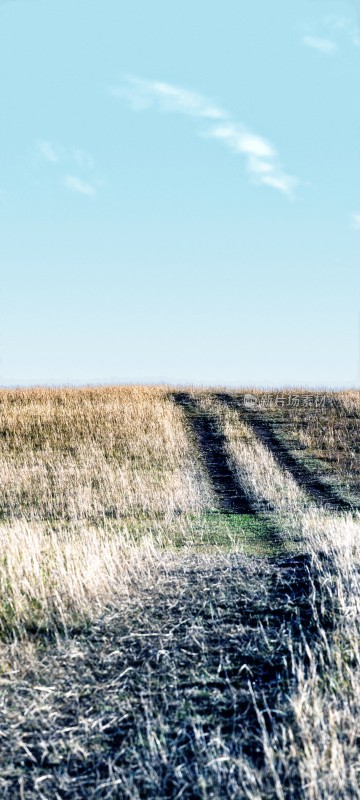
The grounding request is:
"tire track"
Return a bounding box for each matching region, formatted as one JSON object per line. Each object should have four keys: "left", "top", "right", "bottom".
{"left": 217, "top": 393, "right": 358, "bottom": 513}
{"left": 173, "top": 393, "right": 258, "bottom": 515}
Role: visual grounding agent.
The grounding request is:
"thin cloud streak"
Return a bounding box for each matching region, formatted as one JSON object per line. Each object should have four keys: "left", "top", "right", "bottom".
{"left": 209, "top": 124, "right": 275, "bottom": 158}
{"left": 63, "top": 175, "right": 96, "bottom": 197}
{"left": 351, "top": 212, "right": 360, "bottom": 229}
{"left": 209, "top": 123, "right": 296, "bottom": 196}
{"left": 109, "top": 76, "right": 226, "bottom": 120}
{"left": 302, "top": 35, "right": 337, "bottom": 54}
{"left": 111, "top": 76, "right": 297, "bottom": 196}
{"left": 302, "top": 14, "right": 360, "bottom": 55}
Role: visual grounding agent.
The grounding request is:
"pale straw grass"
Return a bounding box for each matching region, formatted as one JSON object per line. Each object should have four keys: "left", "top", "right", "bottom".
{"left": 0, "top": 520, "right": 166, "bottom": 635}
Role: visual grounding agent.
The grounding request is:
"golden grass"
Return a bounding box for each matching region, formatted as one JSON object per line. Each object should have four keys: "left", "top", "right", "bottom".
{"left": 0, "top": 386, "right": 217, "bottom": 636}
{"left": 0, "top": 386, "right": 213, "bottom": 521}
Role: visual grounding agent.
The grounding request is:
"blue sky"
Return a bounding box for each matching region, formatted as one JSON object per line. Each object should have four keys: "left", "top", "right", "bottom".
{"left": 1, "top": 0, "right": 359, "bottom": 388}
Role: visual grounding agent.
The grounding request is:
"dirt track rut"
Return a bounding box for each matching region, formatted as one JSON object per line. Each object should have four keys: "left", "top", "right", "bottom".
{"left": 217, "top": 393, "right": 358, "bottom": 512}
{"left": 173, "top": 393, "right": 256, "bottom": 515}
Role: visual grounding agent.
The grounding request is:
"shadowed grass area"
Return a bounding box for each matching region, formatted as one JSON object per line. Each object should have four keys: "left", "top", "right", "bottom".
{"left": 0, "top": 551, "right": 321, "bottom": 800}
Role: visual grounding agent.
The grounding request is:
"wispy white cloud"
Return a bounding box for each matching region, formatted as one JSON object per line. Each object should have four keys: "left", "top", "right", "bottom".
{"left": 209, "top": 124, "right": 275, "bottom": 158}
{"left": 109, "top": 76, "right": 226, "bottom": 120}
{"left": 38, "top": 140, "right": 62, "bottom": 163}
{"left": 63, "top": 175, "right": 96, "bottom": 197}
{"left": 351, "top": 212, "right": 360, "bottom": 229}
{"left": 209, "top": 123, "right": 296, "bottom": 196}
{"left": 302, "top": 35, "right": 337, "bottom": 54}
{"left": 110, "top": 76, "right": 297, "bottom": 197}
{"left": 302, "top": 14, "right": 360, "bottom": 55}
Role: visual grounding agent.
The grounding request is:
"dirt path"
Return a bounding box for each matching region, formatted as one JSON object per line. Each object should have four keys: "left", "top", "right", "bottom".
{"left": 0, "top": 552, "right": 320, "bottom": 799}
{"left": 217, "top": 393, "right": 357, "bottom": 512}
{"left": 173, "top": 393, "right": 257, "bottom": 515}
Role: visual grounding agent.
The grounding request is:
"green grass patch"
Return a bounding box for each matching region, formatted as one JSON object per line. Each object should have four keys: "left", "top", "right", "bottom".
{"left": 170, "top": 511, "right": 288, "bottom": 555}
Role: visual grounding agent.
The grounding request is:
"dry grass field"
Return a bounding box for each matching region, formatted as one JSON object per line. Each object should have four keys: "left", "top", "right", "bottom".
{"left": 0, "top": 386, "right": 359, "bottom": 799}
